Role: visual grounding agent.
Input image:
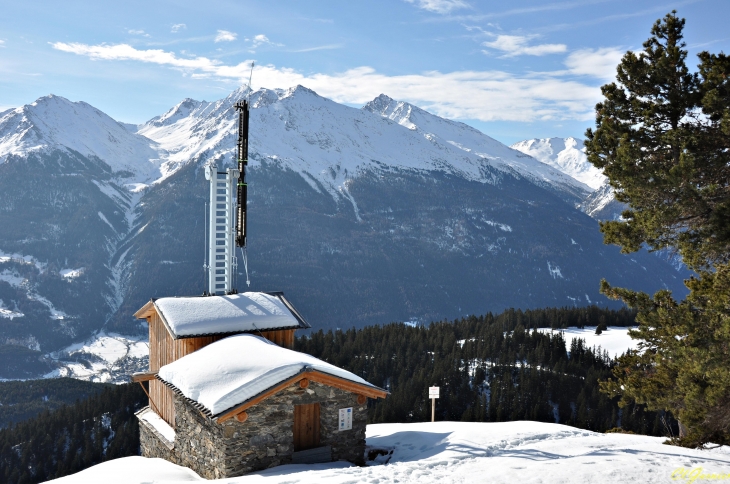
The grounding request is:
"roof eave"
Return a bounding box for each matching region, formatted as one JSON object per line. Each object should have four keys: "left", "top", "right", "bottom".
{"left": 213, "top": 369, "right": 387, "bottom": 422}
{"left": 134, "top": 299, "right": 156, "bottom": 320}
{"left": 155, "top": 368, "right": 388, "bottom": 424}
{"left": 265, "top": 291, "right": 311, "bottom": 329}
{"left": 172, "top": 325, "right": 303, "bottom": 340}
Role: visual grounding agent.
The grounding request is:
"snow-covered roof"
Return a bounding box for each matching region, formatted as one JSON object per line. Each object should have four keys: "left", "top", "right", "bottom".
{"left": 157, "top": 334, "right": 385, "bottom": 416}
{"left": 140, "top": 292, "right": 309, "bottom": 339}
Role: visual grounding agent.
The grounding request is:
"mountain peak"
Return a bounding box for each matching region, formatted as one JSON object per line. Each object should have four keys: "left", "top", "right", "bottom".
{"left": 362, "top": 93, "right": 396, "bottom": 113}
{"left": 280, "top": 84, "right": 315, "bottom": 98}
{"left": 0, "top": 94, "right": 162, "bottom": 181}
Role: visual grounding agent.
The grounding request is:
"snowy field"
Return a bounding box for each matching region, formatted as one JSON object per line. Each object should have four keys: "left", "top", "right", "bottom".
{"left": 537, "top": 326, "right": 639, "bottom": 357}
{"left": 44, "top": 331, "right": 149, "bottom": 383}
{"left": 49, "top": 421, "right": 730, "bottom": 483}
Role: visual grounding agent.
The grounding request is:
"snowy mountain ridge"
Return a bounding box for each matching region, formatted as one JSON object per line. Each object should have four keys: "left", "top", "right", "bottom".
{"left": 0, "top": 89, "right": 592, "bottom": 203}
{"left": 0, "top": 95, "right": 166, "bottom": 187}
{"left": 511, "top": 136, "right": 606, "bottom": 191}
{"left": 138, "top": 86, "right": 591, "bottom": 208}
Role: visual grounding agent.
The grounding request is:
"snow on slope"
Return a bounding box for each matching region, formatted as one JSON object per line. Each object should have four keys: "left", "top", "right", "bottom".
{"left": 580, "top": 180, "right": 622, "bottom": 219}
{"left": 365, "top": 95, "right": 591, "bottom": 196}
{"left": 49, "top": 421, "right": 730, "bottom": 484}
{"left": 511, "top": 137, "right": 606, "bottom": 190}
{"left": 0, "top": 94, "right": 165, "bottom": 184}
{"left": 139, "top": 87, "right": 591, "bottom": 208}
{"left": 537, "top": 326, "right": 638, "bottom": 357}
{"left": 45, "top": 331, "right": 148, "bottom": 383}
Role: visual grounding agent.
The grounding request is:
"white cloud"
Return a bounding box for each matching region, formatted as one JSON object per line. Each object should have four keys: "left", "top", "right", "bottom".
{"left": 565, "top": 47, "right": 624, "bottom": 81}
{"left": 171, "top": 24, "right": 187, "bottom": 33}
{"left": 215, "top": 30, "right": 237, "bottom": 42}
{"left": 405, "top": 0, "right": 470, "bottom": 14}
{"left": 251, "top": 34, "right": 283, "bottom": 49}
{"left": 128, "top": 29, "right": 151, "bottom": 38}
{"left": 482, "top": 34, "right": 566, "bottom": 57}
{"left": 51, "top": 41, "right": 602, "bottom": 123}
{"left": 0, "top": 40, "right": 5, "bottom": 47}
{"left": 290, "top": 44, "right": 344, "bottom": 53}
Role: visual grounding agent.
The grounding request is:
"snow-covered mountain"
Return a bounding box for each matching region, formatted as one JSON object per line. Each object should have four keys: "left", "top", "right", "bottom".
{"left": 0, "top": 87, "right": 688, "bottom": 378}
{"left": 0, "top": 95, "right": 165, "bottom": 186}
{"left": 510, "top": 137, "right": 628, "bottom": 221}
{"left": 510, "top": 137, "right": 605, "bottom": 191}
{"left": 363, "top": 95, "right": 591, "bottom": 199}
{"left": 50, "top": 421, "right": 730, "bottom": 484}
{"left": 138, "top": 87, "right": 590, "bottom": 207}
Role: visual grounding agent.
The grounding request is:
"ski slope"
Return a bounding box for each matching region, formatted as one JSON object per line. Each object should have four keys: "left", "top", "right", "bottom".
{"left": 49, "top": 421, "right": 730, "bottom": 483}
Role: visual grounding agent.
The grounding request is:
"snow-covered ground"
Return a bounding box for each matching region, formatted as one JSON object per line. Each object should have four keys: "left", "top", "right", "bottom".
{"left": 0, "top": 299, "right": 23, "bottom": 319}
{"left": 45, "top": 331, "right": 149, "bottom": 383}
{"left": 537, "top": 326, "right": 638, "bottom": 357}
{"left": 49, "top": 421, "right": 730, "bottom": 483}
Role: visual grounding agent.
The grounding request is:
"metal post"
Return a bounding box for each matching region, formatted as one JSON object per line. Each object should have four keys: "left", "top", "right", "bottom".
{"left": 431, "top": 397, "right": 435, "bottom": 423}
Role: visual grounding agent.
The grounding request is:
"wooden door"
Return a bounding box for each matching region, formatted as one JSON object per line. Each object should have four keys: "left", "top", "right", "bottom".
{"left": 293, "top": 403, "right": 321, "bottom": 451}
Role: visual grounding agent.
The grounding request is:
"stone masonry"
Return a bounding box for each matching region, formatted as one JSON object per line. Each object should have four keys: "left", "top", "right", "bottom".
{"left": 139, "top": 380, "right": 367, "bottom": 479}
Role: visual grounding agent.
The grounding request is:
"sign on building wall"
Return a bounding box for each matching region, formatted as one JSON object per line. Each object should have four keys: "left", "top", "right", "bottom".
{"left": 338, "top": 407, "right": 353, "bottom": 431}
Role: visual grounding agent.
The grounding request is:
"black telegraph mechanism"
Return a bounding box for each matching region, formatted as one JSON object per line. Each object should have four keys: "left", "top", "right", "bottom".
{"left": 235, "top": 99, "right": 249, "bottom": 248}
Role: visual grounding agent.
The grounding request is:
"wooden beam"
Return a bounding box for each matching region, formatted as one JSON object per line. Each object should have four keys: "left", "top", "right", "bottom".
{"left": 217, "top": 373, "right": 306, "bottom": 422}
{"left": 300, "top": 379, "right": 309, "bottom": 388}
{"left": 235, "top": 411, "right": 248, "bottom": 422}
{"left": 215, "top": 370, "right": 387, "bottom": 423}
{"left": 307, "top": 372, "right": 388, "bottom": 399}
{"left": 136, "top": 381, "right": 163, "bottom": 417}
{"left": 357, "top": 394, "right": 367, "bottom": 405}
{"left": 131, "top": 371, "right": 158, "bottom": 383}
{"left": 134, "top": 300, "right": 156, "bottom": 320}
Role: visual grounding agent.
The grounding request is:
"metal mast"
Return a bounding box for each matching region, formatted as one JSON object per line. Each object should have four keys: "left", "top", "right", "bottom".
{"left": 203, "top": 80, "right": 252, "bottom": 295}
{"left": 235, "top": 99, "right": 249, "bottom": 249}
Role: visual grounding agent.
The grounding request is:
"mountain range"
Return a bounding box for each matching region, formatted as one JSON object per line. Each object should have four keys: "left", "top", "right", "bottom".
{"left": 0, "top": 86, "right": 687, "bottom": 378}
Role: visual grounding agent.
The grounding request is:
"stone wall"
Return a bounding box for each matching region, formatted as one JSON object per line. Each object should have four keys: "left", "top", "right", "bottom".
{"left": 138, "top": 409, "right": 176, "bottom": 462}
{"left": 139, "top": 380, "right": 368, "bottom": 478}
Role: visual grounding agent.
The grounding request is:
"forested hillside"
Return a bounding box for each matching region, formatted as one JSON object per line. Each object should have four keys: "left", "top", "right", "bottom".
{"left": 0, "top": 378, "right": 110, "bottom": 428}
{"left": 0, "top": 383, "right": 146, "bottom": 483}
{"left": 296, "top": 306, "right": 673, "bottom": 434}
{"left": 0, "top": 306, "right": 673, "bottom": 484}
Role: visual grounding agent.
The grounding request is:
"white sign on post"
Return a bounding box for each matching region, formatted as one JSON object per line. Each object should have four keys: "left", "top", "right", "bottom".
{"left": 338, "top": 407, "right": 353, "bottom": 431}
{"left": 429, "top": 386, "right": 440, "bottom": 422}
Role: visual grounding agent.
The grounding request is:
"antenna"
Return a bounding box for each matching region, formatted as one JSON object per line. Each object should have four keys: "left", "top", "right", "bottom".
{"left": 234, "top": 80, "right": 251, "bottom": 287}
{"left": 246, "top": 62, "right": 255, "bottom": 102}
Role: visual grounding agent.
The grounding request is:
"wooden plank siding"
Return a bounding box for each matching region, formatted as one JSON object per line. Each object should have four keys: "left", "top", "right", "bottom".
{"left": 293, "top": 403, "right": 321, "bottom": 451}
{"left": 146, "top": 312, "right": 296, "bottom": 427}
{"left": 148, "top": 312, "right": 226, "bottom": 427}
{"left": 259, "top": 329, "right": 295, "bottom": 349}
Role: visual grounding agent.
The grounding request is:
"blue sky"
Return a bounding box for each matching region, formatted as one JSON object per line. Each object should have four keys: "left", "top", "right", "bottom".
{"left": 0, "top": 0, "right": 727, "bottom": 144}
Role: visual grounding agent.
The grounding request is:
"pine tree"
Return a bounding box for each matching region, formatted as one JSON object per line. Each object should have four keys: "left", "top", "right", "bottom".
{"left": 587, "top": 11, "right": 730, "bottom": 447}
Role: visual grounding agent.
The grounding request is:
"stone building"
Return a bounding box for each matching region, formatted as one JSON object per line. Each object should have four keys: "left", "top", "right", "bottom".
{"left": 132, "top": 292, "right": 387, "bottom": 478}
